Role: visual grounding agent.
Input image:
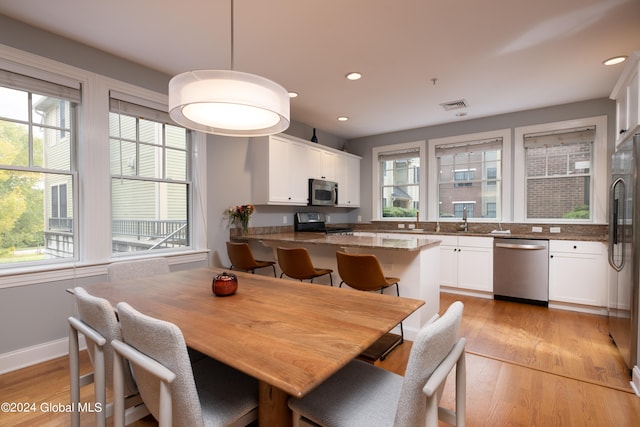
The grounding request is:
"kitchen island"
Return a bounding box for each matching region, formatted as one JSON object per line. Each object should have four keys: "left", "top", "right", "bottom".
{"left": 244, "top": 232, "right": 441, "bottom": 340}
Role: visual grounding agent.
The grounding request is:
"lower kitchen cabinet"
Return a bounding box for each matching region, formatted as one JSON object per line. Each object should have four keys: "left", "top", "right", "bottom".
{"left": 548, "top": 240, "right": 607, "bottom": 307}
{"left": 431, "top": 235, "right": 493, "bottom": 292}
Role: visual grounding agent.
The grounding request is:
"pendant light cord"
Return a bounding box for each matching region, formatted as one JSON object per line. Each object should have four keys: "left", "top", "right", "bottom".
{"left": 230, "top": 0, "right": 235, "bottom": 70}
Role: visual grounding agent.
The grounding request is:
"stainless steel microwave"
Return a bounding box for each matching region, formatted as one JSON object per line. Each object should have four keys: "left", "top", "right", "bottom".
{"left": 308, "top": 179, "right": 338, "bottom": 206}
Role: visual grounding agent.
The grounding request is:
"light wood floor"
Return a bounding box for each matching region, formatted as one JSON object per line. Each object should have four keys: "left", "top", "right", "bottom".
{"left": 2, "top": 293, "right": 640, "bottom": 426}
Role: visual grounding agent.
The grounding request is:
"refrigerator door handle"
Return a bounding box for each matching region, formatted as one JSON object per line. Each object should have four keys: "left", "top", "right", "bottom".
{"left": 608, "top": 177, "right": 625, "bottom": 272}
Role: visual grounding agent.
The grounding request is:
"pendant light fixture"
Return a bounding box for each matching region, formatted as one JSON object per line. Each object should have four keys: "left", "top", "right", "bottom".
{"left": 168, "top": 0, "right": 290, "bottom": 137}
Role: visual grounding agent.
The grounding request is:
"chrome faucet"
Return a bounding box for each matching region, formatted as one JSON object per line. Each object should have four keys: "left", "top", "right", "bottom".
{"left": 458, "top": 207, "right": 468, "bottom": 232}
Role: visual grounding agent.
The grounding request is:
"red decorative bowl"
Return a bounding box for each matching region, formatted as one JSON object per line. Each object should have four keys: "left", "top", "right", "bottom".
{"left": 212, "top": 271, "right": 238, "bottom": 296}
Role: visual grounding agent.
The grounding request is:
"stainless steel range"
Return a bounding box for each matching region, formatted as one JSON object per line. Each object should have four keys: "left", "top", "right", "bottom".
{"left": 294, "top": 212, "right": 353, "bottom": 235}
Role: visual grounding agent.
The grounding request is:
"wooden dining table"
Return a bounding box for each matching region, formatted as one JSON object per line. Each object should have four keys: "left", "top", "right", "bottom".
{"left": 79, "top": 267, "right": 424, "bottom": 426}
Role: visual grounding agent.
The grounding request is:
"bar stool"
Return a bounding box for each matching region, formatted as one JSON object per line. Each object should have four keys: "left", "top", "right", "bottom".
{"left": 336, "top": 250, "right": 403, "bottom": 360}
{"left": 277, "top": 247, "right": 333, "bottom": 286}
{"left": 226, "top": 241, "right": 276, "bottom": 276}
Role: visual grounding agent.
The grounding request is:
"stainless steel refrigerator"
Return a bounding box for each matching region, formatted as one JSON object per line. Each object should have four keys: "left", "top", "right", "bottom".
{"left": 608, "top": 133, "right": 640, "bottom": 373}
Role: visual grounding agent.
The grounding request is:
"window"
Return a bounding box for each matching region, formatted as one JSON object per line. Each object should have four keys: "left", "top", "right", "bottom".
{"left": 435, "top": 138, "right": 503, "bottom": 219}
{"left": 0, "top": 69, "right": 79, "bottom": 266}
{"left": 372, "top": 141, "right": 425, "bottom": 219}
{"left": 109, "top": 96, "right": 191, "bottom": 254}
{"left": 524, "top": 127, "right": 594, "bottom": 220}
{"left": 515, "top": 116, "right": 607, "bottom": 223}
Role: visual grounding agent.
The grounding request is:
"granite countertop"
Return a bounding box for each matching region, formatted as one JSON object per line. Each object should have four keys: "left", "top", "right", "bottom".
{"left": 246, "top": 232, "right": 441, "bottom": 251}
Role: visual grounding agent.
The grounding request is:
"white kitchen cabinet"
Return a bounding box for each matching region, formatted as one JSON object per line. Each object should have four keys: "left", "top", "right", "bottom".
{"left": 611, "top": 51, "right": 640, "bottom": 145}
{"left": 252, "top": 133, "right": 361, "bottom": 207}
{"left": 308, "top": 146, "right": 337, "bottom": 181}
{"left": 429, "top": 235, "right": 493, "bottom": 292}
{"left": 548, "top": 240, "right": 607, "bottom": 307}
{"left": 251, "top": 135, "right": 309, "bottom": 205}
{"left": 335, "top": 154, "right": 361, "bottom": 207}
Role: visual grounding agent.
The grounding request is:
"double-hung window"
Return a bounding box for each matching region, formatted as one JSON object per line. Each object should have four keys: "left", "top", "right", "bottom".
{"left": 372, "top": 141, "right": 426, "bottom": 219}
{"left": 109, "top": 96, "right": 191, "bottom": 254}
{"left": 433, "top": 136, "right": 504, "bottom": 220}
{"left": 0, "top": 69, "right": 79, "bottom": 266}
{"left": 514, "top": 116, "right": 607, "bottom": 223}
{"left": 524, "top": 127, "right": 594, "bottom": 220}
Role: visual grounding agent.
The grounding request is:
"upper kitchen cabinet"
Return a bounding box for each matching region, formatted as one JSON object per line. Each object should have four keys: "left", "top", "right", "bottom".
{"left": 308, "top": 146, "right": 337, "bottom": 181}
{"left": 335, "top": 154, "right": 361, "bottom": 207}
{"left": 252, "top": 135, "right": 309, "bottom": 205}
{"left": 251, "top": 133, "right": 361, "bottom": 207}
{"left": 611, "top": 51, "right": 640, "bottom": 146}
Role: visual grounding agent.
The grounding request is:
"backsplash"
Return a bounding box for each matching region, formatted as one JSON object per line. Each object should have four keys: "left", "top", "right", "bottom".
{"left": 230, "top": 222, "right": 608, "bottom": 242}
{"left": 356, "top": 221, "right": 608, "bottom": 241}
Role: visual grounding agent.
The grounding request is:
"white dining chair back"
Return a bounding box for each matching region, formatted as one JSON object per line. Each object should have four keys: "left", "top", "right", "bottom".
{"left": 112, "top": 302, "right": 258, "bottom": 427}
{"left": 288, "top": 301, "right": 466, "bottom": 427}
{"left": 395, "top": 300, "right": 465, "bottom": 426}
{"left": 68, "top": 287, "right": 146, "bottom": 427}
{"left": 107, "top": 257, "right": 170, "bottom": 282}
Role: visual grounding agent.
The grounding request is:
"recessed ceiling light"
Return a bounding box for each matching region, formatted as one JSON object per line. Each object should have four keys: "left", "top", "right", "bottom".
{"left": 288, "top": 92, "right": 298, "bottom": 98}
{"left": 603, "top": 56, "right": 627, "bottom": 66}
{"left": 337, "top": 116, "right": 349, "bottom": 122}
{"left": 345, "top": 72, "right": 362, "bottom": 81}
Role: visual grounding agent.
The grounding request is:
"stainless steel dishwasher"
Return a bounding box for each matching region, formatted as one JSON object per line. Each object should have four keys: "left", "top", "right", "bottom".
{"left": 493, "top": 238, "right": 549, "bottom": 306}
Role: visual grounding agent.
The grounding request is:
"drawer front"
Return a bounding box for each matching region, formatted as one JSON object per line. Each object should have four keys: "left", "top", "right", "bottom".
{"left": 458, "top": 235, "right": 493, "bottom": 248}
{"left": 428, "top": 235, "right": 458, "bottom": 246}
{"left": 549, "top": 240, "right": 605, "bottom": 255}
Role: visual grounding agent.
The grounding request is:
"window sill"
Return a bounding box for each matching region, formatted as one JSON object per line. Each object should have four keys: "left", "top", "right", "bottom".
{"left": 0, "top": 249, "right": 210, "bottom": 289}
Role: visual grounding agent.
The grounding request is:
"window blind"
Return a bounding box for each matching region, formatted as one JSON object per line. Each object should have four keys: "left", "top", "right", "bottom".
{"left": 524, "top": 126, "right": 595, "bottom": 149}
{"left": 0, "top": 68, "right": 81, "bottom": 102}
{"left": 378, "top": 147, "right": 420, "bottom": 162}
{"left": 435, "top": 138, "right": 502, "bottom": 156}
{"left": 109, "top": 91, "right": 171, "bottom": 124}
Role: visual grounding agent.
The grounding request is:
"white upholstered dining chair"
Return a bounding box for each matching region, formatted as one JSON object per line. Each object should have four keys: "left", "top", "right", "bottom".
{"left": 112, "top": 301, "right": 259, "bottom": 427}
{"left": 68, "top": 287, "right": 148, "bottom": 427}
{"left": 288, "top": 301, "right": 466, "bottom": 427}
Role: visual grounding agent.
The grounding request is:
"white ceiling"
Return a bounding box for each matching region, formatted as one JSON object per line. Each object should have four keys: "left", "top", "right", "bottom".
{"left": 1, "top": 0, "right": 639, "bottom": 139}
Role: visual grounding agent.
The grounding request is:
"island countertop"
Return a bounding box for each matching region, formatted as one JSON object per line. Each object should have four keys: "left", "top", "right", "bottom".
{"left": 244, "top": 232, "right": 441, "bottom": 251}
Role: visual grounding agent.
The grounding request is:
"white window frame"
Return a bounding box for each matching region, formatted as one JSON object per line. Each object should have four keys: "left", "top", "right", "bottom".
{"left": 514, "top": 116, "right": 607, "bottom": 223}
{"left": 428, "top": 129, "right": 512, "bottom": 221}
{"left": 108, "top": 92, "right": 194, "bottom": 257}
{"left": 372, "top": 140, "right": 427, "bottom": 221}
{"left": 0, "top": 44, "right": 208, "bottom": 285}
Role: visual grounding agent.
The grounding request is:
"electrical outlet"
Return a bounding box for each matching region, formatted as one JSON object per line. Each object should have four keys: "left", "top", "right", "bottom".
{"left": 327, "top": 215, "right": 331, "bottom": 223}
{"left": 398, "top": 223, "right": 405, "bottom": 229}
{"left": 532, "top": 226, "right": 542, "bottom": 233}
{"left": 550, "top": 227, "right": 561, "bottom": 233}
{"left": 357, "top": 215, "right": 362, "bottom": 222}
{"left": 283, "top": 215, "right": 288, "bottom": 224}
{"left": 408, "top": 224, "right": 416, "bottom": 229}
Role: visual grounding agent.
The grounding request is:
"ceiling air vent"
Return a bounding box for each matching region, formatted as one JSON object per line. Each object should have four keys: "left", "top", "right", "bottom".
{"left": 440, "top": 99, "right": 468, "bottom": 111}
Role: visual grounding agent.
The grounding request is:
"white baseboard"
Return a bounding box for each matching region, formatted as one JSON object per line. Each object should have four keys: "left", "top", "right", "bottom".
{"left": 632, "top": 365, "right": 640, "bottom": 397}
{"left": 0, "top": 336, "right": 86, "bottom": 375}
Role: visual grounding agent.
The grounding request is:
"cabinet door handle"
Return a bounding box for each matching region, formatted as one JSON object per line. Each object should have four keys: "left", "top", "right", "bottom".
{"left": 550, "top": 255, "right": 554, "bottom": 258}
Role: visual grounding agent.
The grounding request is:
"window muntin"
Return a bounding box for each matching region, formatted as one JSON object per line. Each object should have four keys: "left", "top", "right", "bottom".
{"left": 379, "top": 150, "right": 420, "bottom": 218}
{"left": 524, "top": 127, "right": 594, "bottom": 220}
{"left": 109, "top": 99, "right": 191, "bottom": 254}
{"left": 436, "top": 140, "right": 502, "bottom": 219}
{"left": 0, "top": 78, "right": 77, "bottom": 267}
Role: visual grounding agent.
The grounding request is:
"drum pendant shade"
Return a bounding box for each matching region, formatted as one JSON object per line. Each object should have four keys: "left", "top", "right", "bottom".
{"left": 169, "top": 69, "right": 290, "bottom": 137}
